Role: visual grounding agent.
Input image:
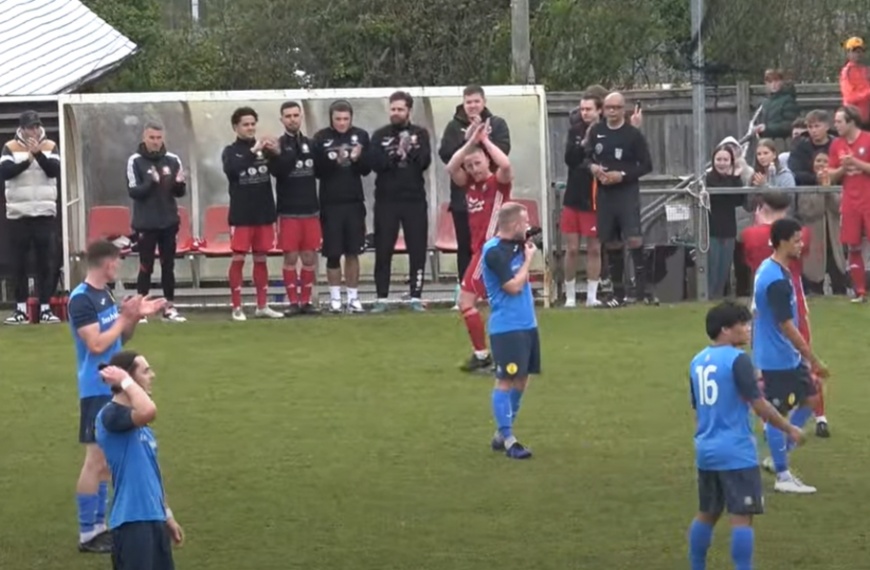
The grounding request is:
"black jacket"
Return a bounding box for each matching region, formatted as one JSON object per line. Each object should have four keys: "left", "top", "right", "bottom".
{"left": 437, "top": 105, "right": 510, "bottom": 211}
{"left": 126, "top": 143, "right": 186, "bottom": 231}
{"left": 563, "top": 121, "right": 595, "bottom": 211}
{"left": 369, "top": 122, "right": 431, "bottom": 203}
{"left": 272, "top": 131, "right": 319, "bottom": 216}
{"left": 705, "top": 170, "right": 744, "bottom": 238}
{"left": 585, "top": 122, "right": 653, "bottom": 194}
{"left": 221, "top": 137, "right": 277, "bottom": 226}
{"left": 788, "top": 136, "right": 834, "bottom": 186}
{"left": 312, "top": 126, "right": 372, "bottom": 206}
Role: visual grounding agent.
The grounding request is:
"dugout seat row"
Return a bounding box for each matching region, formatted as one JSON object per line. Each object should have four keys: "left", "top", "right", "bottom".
{"left": 82, "top": 200, "right": 541, "bottom": 284}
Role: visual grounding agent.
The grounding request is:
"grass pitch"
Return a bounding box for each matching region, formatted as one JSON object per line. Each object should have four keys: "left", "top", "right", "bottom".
{"left": 1, "top": 300, "right": 868, "bottom": 570}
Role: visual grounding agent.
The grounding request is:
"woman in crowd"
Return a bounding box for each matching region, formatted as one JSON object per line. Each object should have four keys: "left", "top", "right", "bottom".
{"left": 705, "top": 146, "right": 745, "bottom": 298}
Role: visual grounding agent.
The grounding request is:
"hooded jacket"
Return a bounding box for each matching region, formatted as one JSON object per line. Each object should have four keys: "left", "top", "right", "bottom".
{"left": 758, "top": 84, "right": 800, "bottom": 140}
{"left": 312, "top": 125, "right": 372, "bottom": 206}
{"left": 369, "top": 122, "right": 432, "bottom": 203}
{"left": 126, "top": 143, "right": 185, "bottom": 231}
{"left": 437, "top": 105, "right": 510, "bottom": 211}
{"left": 563, "top": 120, "right": 595, "bottom": 211}
{"left": 1, "top": 128, "right": 60, "bottom": 220}
{"left": 840, "top": 60, "right": 870, "bottom": 123}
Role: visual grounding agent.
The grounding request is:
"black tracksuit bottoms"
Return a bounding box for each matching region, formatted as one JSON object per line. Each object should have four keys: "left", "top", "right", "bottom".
{"left": 374, "top": 201, "right": 428, "bottom": 299}
{"left": 136, "top": 225, "right": 178, "bottom": 302}
{"left": 9, "top": 216, "right": 56, "bottom": 304}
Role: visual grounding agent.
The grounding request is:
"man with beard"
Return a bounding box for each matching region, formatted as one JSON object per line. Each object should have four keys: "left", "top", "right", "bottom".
{"left": 125, "top": 121, "right": 187, "bottom": 323}
{"left": 369, "top": 91, "right": 432, "bottom": 312}
{"left": 313, "top": 100, "right": 372, "bottom": 313}
{"left": 272, "top": 101, "right": 321, "bottom": 315}
{"left": 438, "top": 85, "right": 511, "bottom": 306}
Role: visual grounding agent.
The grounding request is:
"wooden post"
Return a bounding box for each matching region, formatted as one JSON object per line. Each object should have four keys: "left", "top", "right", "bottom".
{"left": 511, "top": 0, "right": 533, "bottom": 84}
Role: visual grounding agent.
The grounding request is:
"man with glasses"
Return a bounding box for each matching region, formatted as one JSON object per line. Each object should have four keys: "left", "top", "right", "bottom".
{"left": 585, "top": 91, "right": 654, "bottom": 306}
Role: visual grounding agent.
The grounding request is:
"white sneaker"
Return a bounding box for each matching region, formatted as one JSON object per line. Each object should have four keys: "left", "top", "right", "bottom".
{"left": 564, "top": 298, "right": 577, "bottom": 308}
{"left": 761, "top": 456, "right": 775, "bottom": 474}
{"left": 162, "top": 308, "right": 187, "bottom": 322}
{"left": 254, "top": 306, "right": 284, "bottom": 319}
{"left": 346, "top": 299, "right": 365, "bottom": 313}
{"left": 40, "top": 310, "right": 61, "bottom": 324}
{"left": 586, "top": 299, "right": 603, "bottom": 308}
{"left": 138, "top": 316, "right": 148, "bottom": 324}
{"left": 232, "top": 307, "right": 247, "bottom": 321}
{"left": 774, "top": 472, "right": 817, "bottom": 494}
{"left": 329, "top": 299, "right": 343, "bottom": 313}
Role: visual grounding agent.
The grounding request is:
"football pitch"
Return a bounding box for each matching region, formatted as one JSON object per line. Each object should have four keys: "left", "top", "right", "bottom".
{"left": 1, "top": 300, "right": 868, "bottom": 570}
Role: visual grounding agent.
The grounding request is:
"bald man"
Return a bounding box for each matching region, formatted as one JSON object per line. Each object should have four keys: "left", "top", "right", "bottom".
{"left": 585, "top": 92, "right": 654, "bottom": 306}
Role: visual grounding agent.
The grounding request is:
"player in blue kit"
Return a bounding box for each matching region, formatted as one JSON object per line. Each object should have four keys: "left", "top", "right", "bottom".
{"left": 97, "top": 350, "right": 184, "bottom": 570}
{"left": 688, "top": 301, "right": 803, "bottom": 570}
{"left": 481, "top": 202, "right": 540, "bottom": 459}
{"left": 753, "top": 218, "right": 829, "bottom": 494}
{"left": 69, "top": 240, "right": 165, "bottom": 553}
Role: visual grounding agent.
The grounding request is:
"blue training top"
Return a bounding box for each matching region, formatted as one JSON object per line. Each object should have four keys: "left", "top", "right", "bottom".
{"left": 68, "top": 282, "right": 120, "bottom": 399}
{"left": 96, "top": 402, "right": 166, "bottom": 528}
{"left": 482, "top": 237, "right": 537, "bottom": 335}
{"left": 689, "top": 346, "right": 761, "bottom": 470}
{"left": 752, "top": 258, "right": 800, "bottom": 371}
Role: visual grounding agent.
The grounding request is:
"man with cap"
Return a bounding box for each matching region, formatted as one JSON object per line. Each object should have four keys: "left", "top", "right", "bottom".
{"left": 840, "top": 37, "right": 870, "bottom": 128}
{"left": 0, "top": 110, "right": 62, "bottom": 325}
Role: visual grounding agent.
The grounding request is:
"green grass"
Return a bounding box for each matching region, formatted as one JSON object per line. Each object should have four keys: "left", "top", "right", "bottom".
{"left": 1, "top": 300, "right": 869, "bottom": 569}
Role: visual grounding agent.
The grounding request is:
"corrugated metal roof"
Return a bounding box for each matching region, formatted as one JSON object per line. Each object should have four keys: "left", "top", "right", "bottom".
{"left": 0, "top": 0, "right": 138, "bottom": 96}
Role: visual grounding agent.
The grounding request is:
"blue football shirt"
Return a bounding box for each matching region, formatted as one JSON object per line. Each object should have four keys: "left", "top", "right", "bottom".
{"left": 689, "top": 346, "right": 761, "bottom": 470}
{"left": 752, "top": 258, "right": 800, "bottom": 370}
{"left": 482, "top": 237, "right": 537, "bottom": 334}
{"left": 68, "top": 282, "right": 121, "bottom": 399}
{"left": 96, "top": 402, "right": 166, "bottom": 528}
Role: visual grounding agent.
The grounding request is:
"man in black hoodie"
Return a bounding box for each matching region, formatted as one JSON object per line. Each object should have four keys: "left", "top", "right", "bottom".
{"left": 313, "top": 100, "right": 372, "bottom": 314}
{"left": 438, "top": 85, "right": 511, "bottom": 304}
{"left": 126, "top": 121, "right": 186, "bottom": 323}
{"left": 369, "top": 91, "right": 432, "bottom": 312}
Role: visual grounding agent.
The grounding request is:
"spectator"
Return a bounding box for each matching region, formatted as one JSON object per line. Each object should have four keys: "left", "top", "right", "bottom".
{"left": 751, "top": 139, "right": 796, "bottom": 190}
{"left": 779, "top": 117, "right": 808, "bottom": 168}
{"left": 582, "top": 84, "right": 642, "bottom": 128}
{"left": 313, "top": 100, "right": 371, "bottom": 314}
{"left": 789, "top": 111, "right": 834, "bottom": 185}
{"left": 562, "top": 93, "right": 603, "bottom": 307}
{"left": 717, "top": 136, "right": 753, "bottom": 186}
{"left": 840, "top": 37, "right": 870, "bottom": 128}
{"left": 0, "top": 110, "right": 61, "bottom": 325}
{"left": 755, "top": 69, "right": 800, "bottom": 143}
{"left": 438, "top": 86, "right": 510, "bottom": 307}
{"left": 705, "top": 146, "right": 745, "bottom": 299}
{"left": 126, "top": 121, "right": 187, "bottom": 323}
{"left": 369, "top": 91, "right": 432, "bottom": 313}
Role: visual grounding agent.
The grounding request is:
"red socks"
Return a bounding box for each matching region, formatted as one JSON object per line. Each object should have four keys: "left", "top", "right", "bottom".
{"left": 253, "top": 261, "right": 268, "bottom": 308}
{"left": 848, "top": 250, "right": 866, "bottom": 297}
{"left": 461, "top": 307, "right": 487, "bottom": 351}
{"left": 283, "top": 269, "right": 298, "bottom": 304}
{"left": 228, "top": 259, "right": 244, "bottom": 308}
{"left": 300, "top": 268, "right": 315, "bottom": 305}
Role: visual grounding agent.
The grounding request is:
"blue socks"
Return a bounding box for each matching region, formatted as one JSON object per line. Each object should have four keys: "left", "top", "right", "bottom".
{"left": 688, "top": 519, "right": 713, "bottom": 570}
{"left": 765, "top": 423, "right": 789, "bottom": 474}
{"left": 731, "top": 526, "right": 754, "bottom": 570}
{"left": 790, "top": 406, "right": 813, "bottom": 429}
{"left": 96, "top": 481, "right": 108, "bottom": 526}
{"left": 492, "top": 389, "right": 513, "bottom": 439}
{"left": 509, "top": 388, "right": 523, "bottom": 423}
{"left": 76, "top": 493, "right": 99, "bottom": 536}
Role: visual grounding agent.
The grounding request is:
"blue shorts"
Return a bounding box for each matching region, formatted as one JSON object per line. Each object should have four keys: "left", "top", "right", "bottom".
{"left": 762, "top": 364, "right": 816, "bottom": 414}
{"left": 490, "top": 328, "right": 541, "bottom": 380}
{"left": 697, "top": 467, "right": 764, "bottom": 516}
{"left": 112, "top": 521, "right": 175, "bottom": 570}
{"left": 79, "top": 395, "right": 112, "bottom": 444}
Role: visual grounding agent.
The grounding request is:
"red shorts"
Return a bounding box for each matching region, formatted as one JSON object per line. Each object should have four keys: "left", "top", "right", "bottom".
{"left": 278, "top": 216, "right": 322, "bottom": 253}
{"left": 560, "top": 206, "right": 597, "bottom": 237}
{"left": 460, "top": 252, "right": 487, "bottom": 299}
{"left": 839, "top": 206, "right": 870, "bottom": 246}
{"left": 230, "top": 224, "right": 275, "bottom": 254}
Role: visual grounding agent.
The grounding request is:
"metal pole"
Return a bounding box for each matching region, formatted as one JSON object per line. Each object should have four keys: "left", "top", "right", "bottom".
{"left": 690, "top": 0, "right": 708, "bottom": 301}
{"left": 510, "top": 0, "right": 532, "bottom": 83}
{"left": 191, "top": 0, "right": 200, "bottom": 24}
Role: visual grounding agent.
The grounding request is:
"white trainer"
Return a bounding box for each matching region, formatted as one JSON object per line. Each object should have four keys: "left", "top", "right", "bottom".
{"left": 162, "top": 308, "right": 187, "bottom": 322}
{"left": 774, "top": 472, "right": 817, "bottom": 494}
{"left": 346, "top": 299, "right": 365, "bottom": 313}
{"left": 564, "top": 298, "right": 577, "bottom": 308}
{"left": 254, "top": 306, "right": 284, "bottom": 319}
{"left": 231, "top": 308, "right": 247, "bottom": 321}
{"left": 329, "top": 299, "right": 343, "bottom": 313}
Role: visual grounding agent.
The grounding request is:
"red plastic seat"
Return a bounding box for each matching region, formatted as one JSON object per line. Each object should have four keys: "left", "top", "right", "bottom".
{"left": 87, "top": 206, "right": 131, "bottom": 244}
{"left": 198, "top": 205, "right": 233, "bottom": 256}
{"left": 434, "top": 203, "right": 457, "bottom": 252}
{"left": 176, "top": 206, "right": 194, "bottom": 254}
{"left": 515, "top": 199, "right": 541, "bottom": 227}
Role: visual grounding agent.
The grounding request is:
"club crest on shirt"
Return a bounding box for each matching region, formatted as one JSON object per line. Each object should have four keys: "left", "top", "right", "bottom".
{"left": 247, "top": 167, "right": 257, "bottom": 176}
{"left": 302, "top": 143, "right": 310, "bottom": 153}
{"left": 595, "top": 143, "right": 603, "bottom": 154}
{"left": 162, "top": 166, "right": 171, "bottom": 175}
{"left": 615, "top": 148, "right": 623, "bottom": 160}
{"left": 351, "top": 134, "right": 359, "bottom": 144}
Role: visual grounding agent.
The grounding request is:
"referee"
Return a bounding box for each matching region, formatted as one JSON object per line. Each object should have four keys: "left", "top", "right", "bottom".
{"left": 481, "top": 202, "right": 540, "bottom": 460}
{"left": 369, "top": 91, "right": 432, "bottom": 312}
{"left": 97, "top": 350, "right": 184, "bottom": 570}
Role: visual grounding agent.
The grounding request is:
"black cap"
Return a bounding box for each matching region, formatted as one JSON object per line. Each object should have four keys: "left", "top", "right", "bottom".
{"left": 19, "top": 110, "right": 42, "bottom": 128}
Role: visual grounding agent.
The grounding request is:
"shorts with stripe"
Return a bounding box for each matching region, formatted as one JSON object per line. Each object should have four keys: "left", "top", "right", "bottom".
{"left": 460, "top": 252, "right": 487, "bottom": 299}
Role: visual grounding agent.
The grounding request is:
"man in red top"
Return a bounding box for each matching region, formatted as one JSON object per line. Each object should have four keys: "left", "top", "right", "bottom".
{"left": 741, "top": 192, "right": 829, "bottom": 437}
{"left": 840, "top": 37, "right": 870, "bottom": 127}
{"left": 446, "top": 120, "right": 513, "bottom": 372}
{"left": 829, "top": 105, "right": 870, "bottom": 303}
